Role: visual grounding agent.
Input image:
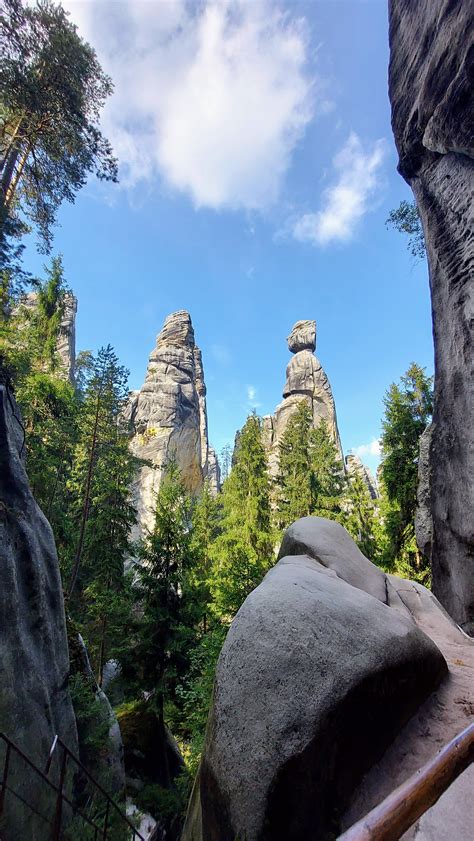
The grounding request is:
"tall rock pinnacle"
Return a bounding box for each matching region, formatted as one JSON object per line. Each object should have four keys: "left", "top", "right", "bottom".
{"left": 263, "top": 319, "right": 343, "bottom": 475}
{"left": 127, "top": 310, "right": 219, "bottom": 540}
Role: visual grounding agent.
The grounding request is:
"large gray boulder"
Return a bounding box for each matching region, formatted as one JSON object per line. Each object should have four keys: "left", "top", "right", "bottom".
{"left": 127, "top": 310, "right": 219, "bottom": 540}
{"left": 183, "top": 517, "right": 447, "bottom": 841}
{"left": 263, "top": 319, "right": 343, "bottom": 476}
{"left": 0, "top": 381, "right": 78, "bottom": 840}
{"left": 389, "top": 0, "right": 474, "bottom": 633}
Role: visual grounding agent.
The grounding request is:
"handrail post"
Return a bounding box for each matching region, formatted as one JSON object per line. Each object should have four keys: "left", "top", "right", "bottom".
{"left": 44, "top": 734, "right": 59, "bottom": 775}
{"left": 51, "top": 744, "right": 68, "bottom": 841}
{"left": 0, "top": 742, "right": 11, "bottom": 815}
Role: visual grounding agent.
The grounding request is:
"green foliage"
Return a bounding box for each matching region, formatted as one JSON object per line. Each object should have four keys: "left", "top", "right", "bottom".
{"left": 0, "top": 257, "right": 80, "bottom": 550}
{"left": 175, "top": 625, "right": 227, "bottom": 777}
{"left": 0, "top": 0, "right": 117, "bottom": 252}
{"left": 276, "top": 402, "right": 346, "bottom": 530}
{"left": 66, "top": 344, "right": 135, "bottom": 596}
{"left": 209, "top": 413, "right": 273, "bottom": 619}
{"left": 276, "top": 400, "right": 318, "bottom": 525}
{"left": 126, "top": 461, "right": 198, "bottom": 720}
{"left": 345, "top": 471, "right": 380, "bottom": 562}
{"left": 386, "top": 200, "right": 425, "bottom": 260}
{"left": 380, "top": 362, "right": 433, "bottom": 576}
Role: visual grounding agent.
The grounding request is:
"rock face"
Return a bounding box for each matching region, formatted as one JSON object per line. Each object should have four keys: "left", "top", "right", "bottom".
{"left": 0, "top": 379, "right": 78, "bottom": 840}
{"left": 56, "top": 291, "right": 77, "bottom": 383}
{"left": 128, "top": 311, "right": 219, "bottom": 538}
{"left": 345, "top": 453, "right": 378, "bottom": 499}
{"left": 183, "top": 517, "right": 447, "bottom": 841}
{"left": 263, "top": 319, "right": 343, "bottom": 475}
{"left": 389, "top": 1, "right": 474, "bottom": 633}
{"left": 415, "top": 423, "right": 433, "bottom": 563}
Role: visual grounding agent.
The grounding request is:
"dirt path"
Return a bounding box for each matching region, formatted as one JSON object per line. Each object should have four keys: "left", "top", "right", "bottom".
{"left": 341, "top": 581, "right": 474, "bottom": 840}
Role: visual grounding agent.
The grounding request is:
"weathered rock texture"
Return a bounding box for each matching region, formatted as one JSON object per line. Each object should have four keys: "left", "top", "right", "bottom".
{"left": 0, "top": 379, "right": 78, "bottom": 840}
{"left": 345, "top": 453, "right": 378, "bottom": 499}
{"left": 127, "top": 311, "right": 219, "bottom": 538}
{"left": 389, "top": 1, "right": 474, "bottom": 633}
{"left": 263, "top": 319, "right": 343, "bottom": 475}
{"left": 414, "top": 423, "right": 433, "bottom": 563}
{"left": 183, "top": 517, "right": 448, "bottom": 841}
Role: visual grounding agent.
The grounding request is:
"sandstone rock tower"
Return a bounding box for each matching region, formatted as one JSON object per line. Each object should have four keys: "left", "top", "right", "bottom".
{"left": 345, "top": 453, "right": 378, "bottom": 499}
{"left": 128, "top": 310, "right": 219, "bottom": 539}
{"left": 263, "top": 319, "right": 343, "bottom": 475}
{"left": 389, "top": 0, "right": 473, "bottom": 633}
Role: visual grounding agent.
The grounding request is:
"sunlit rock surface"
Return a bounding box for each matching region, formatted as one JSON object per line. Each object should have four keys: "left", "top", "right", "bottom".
{"left": 263, "top": 319, "right": 343, "bottom": 476}
{"left": 127, "top": 310, "right": 219, "bottom": 540}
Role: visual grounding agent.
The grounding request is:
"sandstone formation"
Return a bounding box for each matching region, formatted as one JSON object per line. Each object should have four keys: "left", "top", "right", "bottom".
{"left": 127, "top": 311, "right": 219, "bottom": 539}
{"left": 389, "top": 1, "right": 473, "bottom": 633}
{"left": 0, "top": 377, "right": 78, "bottom": 840}
{"left": 414, "top": 423, "right": 433, "bottom": 563}
{"left": 263, "top": 319, "right": 343, "bottom": 475}
{"left": 345, "top": 453, "right": 378, "bottom": 499}
{"left": 183, "top": 517, "right": 448, "bottom": 841}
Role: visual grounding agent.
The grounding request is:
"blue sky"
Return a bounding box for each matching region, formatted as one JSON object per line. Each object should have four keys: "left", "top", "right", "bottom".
{"left": 23, "top": 0, "right": 433, "bottom": 474}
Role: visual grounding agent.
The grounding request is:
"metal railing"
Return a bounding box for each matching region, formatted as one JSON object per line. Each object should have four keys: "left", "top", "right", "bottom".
{"left": 0, "top": 731, "right": 146, "bottom": 840}
{"left": 338, "top": 722, "right": 474, "bottom": 841}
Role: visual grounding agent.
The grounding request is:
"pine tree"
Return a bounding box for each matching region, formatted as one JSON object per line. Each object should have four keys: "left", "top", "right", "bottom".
{"left": 80, "top": 430, "right": 137, "bottom": 685}
{"left": 276, "top": 403, "right": 346, "bottom": 530}
{"left": 311, "top": 419, "right": 346, "bottom": 521}
{"left": 0, "top": 257, "right": 80, "bottom": 548}
{"left": 128, "top": 460, "right": 199, "bottom": 785}
{"left": 190, "top": 481, "right": 221, "bottom": 633}
{"left": 276, "top": 400, "right": 318, "bottom": 527}
{"left": 209, "top": 413, "right": 273, "bottom": 619}
{"left": 66, "top": 344, "right": 132, "bottom": 597}
{"left": 345, "top": 471, "right": 380, "bottom": 561}
{"left": 380, "top": 363, "right": 433, "bottom": 569}
{"left": 1, "top": 0, "right": 117, "bottom": 251}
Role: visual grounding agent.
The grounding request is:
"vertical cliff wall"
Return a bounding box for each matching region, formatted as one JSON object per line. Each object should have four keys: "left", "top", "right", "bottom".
{"left": 389, "top": 0, "right": 473, "bottom": 633}
{"left": 263, "top": 319, "right": 343, "bottom": 476}
{"left": 0, "top": 377, "right": 78, "bottom": 840}
{"left": 128, "top": 310, "right": 219, "bottom": 539}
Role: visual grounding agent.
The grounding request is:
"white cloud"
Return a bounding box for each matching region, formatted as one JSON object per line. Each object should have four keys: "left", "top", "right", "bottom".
{"left": 293, "top": 132, "right": 387, "bottom": 245}
{"left": 246, "top": 384, "right": 261, "bottom": 407}
{"left": 64, "top": 0, "right": 316, "bottom": 209}
{"left": 352, "top": 439, "right": 381, "bottom": 458}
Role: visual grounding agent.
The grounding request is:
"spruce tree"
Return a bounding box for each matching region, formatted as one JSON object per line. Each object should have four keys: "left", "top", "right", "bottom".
{"left": 311, "top": 419, "right": 346, "bottom": 521}
{"left": 345, "top": 471, "right": 380, "bottom": 561}
{"left": 276, "top": 400, "right": 318, "bottom": 526}
{"left": 66, "top": 344, "right": 132, "bottom": 596}
{"left": 209, "top": 413, "right": 273, "bottom": 619}
{"left": 380, "top": 362, "right": 433, "bottom": 569}
{"left": 276, "top": 404, "right": 345, "bottom": 530}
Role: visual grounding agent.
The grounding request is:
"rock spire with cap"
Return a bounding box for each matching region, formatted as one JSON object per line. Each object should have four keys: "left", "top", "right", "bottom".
{"left": 263, "top": 318, "right": 343, "bottom": 475}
